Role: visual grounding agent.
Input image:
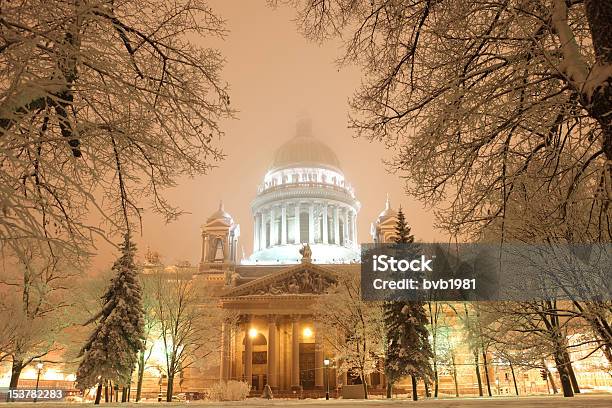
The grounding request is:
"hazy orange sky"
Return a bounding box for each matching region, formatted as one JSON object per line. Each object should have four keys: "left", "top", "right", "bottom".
{"left": 94, "top": 0, "right": 447, "bottom": 270}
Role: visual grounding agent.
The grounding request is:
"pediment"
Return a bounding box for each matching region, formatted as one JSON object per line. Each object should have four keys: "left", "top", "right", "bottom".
{"left": 222, "top": 263, "right": 337, "bottom": 297}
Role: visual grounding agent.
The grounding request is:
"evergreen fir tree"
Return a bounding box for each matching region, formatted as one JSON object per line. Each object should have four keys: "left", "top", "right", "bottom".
{"left": 383, "top": 206, "right": 433, "bottom": 400}
{"left": 76, "top": 233, "right": 145, "bottom": 403}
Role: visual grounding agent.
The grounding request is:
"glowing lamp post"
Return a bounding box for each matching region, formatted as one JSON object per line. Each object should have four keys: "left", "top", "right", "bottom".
{"left": 34, "top": 361, "right": 43, "bottom": 403}
{"left": 323, "top": 359, "right": 330, "bottom": 400}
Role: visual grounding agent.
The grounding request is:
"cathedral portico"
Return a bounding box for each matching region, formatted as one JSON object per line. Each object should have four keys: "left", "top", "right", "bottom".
{"left": 216, "top": 259, "right": 344, "bottom": 392}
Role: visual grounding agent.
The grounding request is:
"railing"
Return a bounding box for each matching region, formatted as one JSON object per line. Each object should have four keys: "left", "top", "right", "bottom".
{"left": 257, "top": 181, "right": 355, "bottom": 197}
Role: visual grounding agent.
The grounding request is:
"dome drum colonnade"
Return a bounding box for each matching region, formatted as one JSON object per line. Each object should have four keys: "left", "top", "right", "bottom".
{"left": 252, "top": 186, "right": 358, "bottom": 250}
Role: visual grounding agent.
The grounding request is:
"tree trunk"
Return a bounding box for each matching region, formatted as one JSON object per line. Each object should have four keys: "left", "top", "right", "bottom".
{"left": 424, "top": 380, "right": 431, "bottom": 398}
{"left": 542, "top": 361, "right": 558, "bottom": 394}
{"left": 562, "top": 350, "right": 580, "bottom": 393}
{"left": 166, "top": 373, "right": 174, "bottom": 402}
{"left": 474, "top": 350, "right": 483, "bottom": 397}
{"left": 361, "top": 377, "right": 368, "bottom": 400}
{"left": 386, "top": 382, "right": 392, "bottom": 398}
{"left": 104, "top": 381, "right": 109, "bottom": 403}
{"left": 482, "top": 350, "right": 492, "bottom": 397}
{"left": 94, "top": 383, "right": 102, "bottom": 405}
{"left": 509, "top": 361, "right": 519, "bottom": 396}
{"left": 553, "top": 352, "right": 574, "bottom": 397}
{"left": 121, "top": 386, "right": 127, "bottom": 402}
{"left": 451, "top": 353, "right": 459, "bottom": 397}
{"left": 411, "top": 375, "right": 418, "bottom": 401}
{"left": 9, "top": 358, "right": 24, "bottom": 389}
{"left": 433, "top": 363, "right": 439, "bottom": 398}
{"left": 136, "top": 351, "right": 145, "bottom": 401}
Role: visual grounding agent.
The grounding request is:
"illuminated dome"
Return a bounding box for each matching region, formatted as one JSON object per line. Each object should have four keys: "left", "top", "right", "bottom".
{"left": 269, "top": 120, "right": 341, "bottom": 173}
{"left": 246, "top": 119, "right": 360, "bottom": 264}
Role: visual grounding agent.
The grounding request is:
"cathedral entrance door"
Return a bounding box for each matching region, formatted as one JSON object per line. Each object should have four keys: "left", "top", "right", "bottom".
{"left": 252, "top": 375, "right": 259, "bottom": 391}
{"left": 299, "top": 343, "right": 315, "bottom": 389}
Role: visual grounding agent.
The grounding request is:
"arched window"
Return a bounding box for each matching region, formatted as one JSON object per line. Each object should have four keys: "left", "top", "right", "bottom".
{"left": 212, "top": 238, "right": 224, "bottom": 262}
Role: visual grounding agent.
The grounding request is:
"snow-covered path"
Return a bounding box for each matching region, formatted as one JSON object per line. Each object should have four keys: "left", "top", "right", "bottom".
{"left": 2, "top": 394, "right": 612, "bottom": 407}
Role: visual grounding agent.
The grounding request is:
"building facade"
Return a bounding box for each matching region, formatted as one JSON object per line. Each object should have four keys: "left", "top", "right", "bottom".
{"left": 198, "top": 119, "right": 377, "bottom": 394}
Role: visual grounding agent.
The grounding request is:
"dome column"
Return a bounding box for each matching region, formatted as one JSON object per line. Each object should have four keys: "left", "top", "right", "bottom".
{"left": 254, "top": 213, "right": 261, "bottom": 251}
{"left": 294, "top": 203, "right": 301, "bottom": 244}
{"left": 334, "top": 206, "right": 340, "bottom": 245}
{"left": 260, "top": 209, "right": 268, "bottom": 249}
{"left": 281, "top": 205, "right": 287, "bottom": 245}
{"left": 322, "top": 204, "right": 329, "bottom": 244}
{"left": 351, "top": 210, "right": 358, "bottom": 247}
{"left": 347, "top": 210, "right": 354, "bottom": 246}
{"left": 270, "top": 206, "right": 277, "bottom": 246}
{"left": 308, "top": 203, "right": 315, "bottom": 244}
{"left": 342, "top": 207, "right": 349, "bottom": 247}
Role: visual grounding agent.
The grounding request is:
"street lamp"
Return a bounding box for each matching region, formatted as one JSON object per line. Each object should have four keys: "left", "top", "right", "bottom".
{"left": 34, "top": 361, "right": 43, "bottom": 403}
{"left": 323, "top": 359, "right": 330, "bottom": 400}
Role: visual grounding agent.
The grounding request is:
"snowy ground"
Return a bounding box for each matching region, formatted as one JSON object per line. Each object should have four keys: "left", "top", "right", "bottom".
{"left": 2, "top": 394, "right": 612, "bottom": 407}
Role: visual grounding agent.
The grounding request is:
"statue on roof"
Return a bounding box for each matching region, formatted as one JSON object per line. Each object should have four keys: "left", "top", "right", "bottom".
{"left": 299, "top": 243, "right": 312, "bottom": 263}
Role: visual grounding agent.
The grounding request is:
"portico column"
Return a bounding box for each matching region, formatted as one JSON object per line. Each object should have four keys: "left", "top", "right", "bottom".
{"left": 334, "top": 206, "right": 340, "bottom": 245}
{"left": 314, "top": 323, "right": 324, "bottom": 388}
{"left": 244, "top": 325, "right": 253, "bottom": 385}
{"left": 291, "top": 317, "right": 300, "bottom": 387}
{"left": 308, "top": 203, "right": 315, "bottom": 244}
{"left": 281, "top": 206, "right": 287, "bottom": 245}
{"left": 322, "top": 204, "right": 328, "bottom": 244}
{"left": 270, "top": 206, "right": 277, "bottom": 246}
{"left": 294, "top": 204, "right": 301, "bottom": 244}
{"left": 254, "top": 214, "right": 261, "bottom": 251}
{"left": 267, "top": 317, "right": 278, "bottom": 387}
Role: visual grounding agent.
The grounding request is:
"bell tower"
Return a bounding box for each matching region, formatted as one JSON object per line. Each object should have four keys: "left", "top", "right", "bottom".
{"left": 200, "top": 202, "right": 240, "bottom": 275}
{"left": 371, "top": 195, "right": 400, "bottom": 243}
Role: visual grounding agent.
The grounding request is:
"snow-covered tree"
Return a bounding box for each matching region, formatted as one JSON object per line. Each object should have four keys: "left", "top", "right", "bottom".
{"left": 314, "top": 268, "right": 385, "bottom": 399}
{"left": 282, "top": 0, "right": 611, "bottom": 240}
{"left": 383, "top": 207, "right": 432, "bottom": 400}
{"left": 0, "top": 244, "right": 79, "bottom": 388}
{"left": 76, "top": 234, "right": 144, "bottom": 403}
{"left": 0, "top": 0, "right": 233, "bottom": 268}
{"left": 151, "top": 270, "right": 223, "bottom": 402}
{"left": 477, "top": 300, "right": 582, "bottom": 397}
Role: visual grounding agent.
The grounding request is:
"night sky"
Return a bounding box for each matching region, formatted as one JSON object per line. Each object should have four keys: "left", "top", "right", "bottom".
{"left": 92, "top": 0, "right": 447, "bottom": 271}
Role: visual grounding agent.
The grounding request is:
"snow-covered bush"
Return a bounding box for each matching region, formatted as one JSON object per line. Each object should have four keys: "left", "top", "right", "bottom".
{"left": 208, "top": 380, "right": 250, "bottom": 401}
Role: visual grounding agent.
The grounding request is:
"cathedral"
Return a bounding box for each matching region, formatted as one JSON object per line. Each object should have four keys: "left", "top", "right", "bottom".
{"left": 193, "top": 119, "right": 398, "bottom": 395}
